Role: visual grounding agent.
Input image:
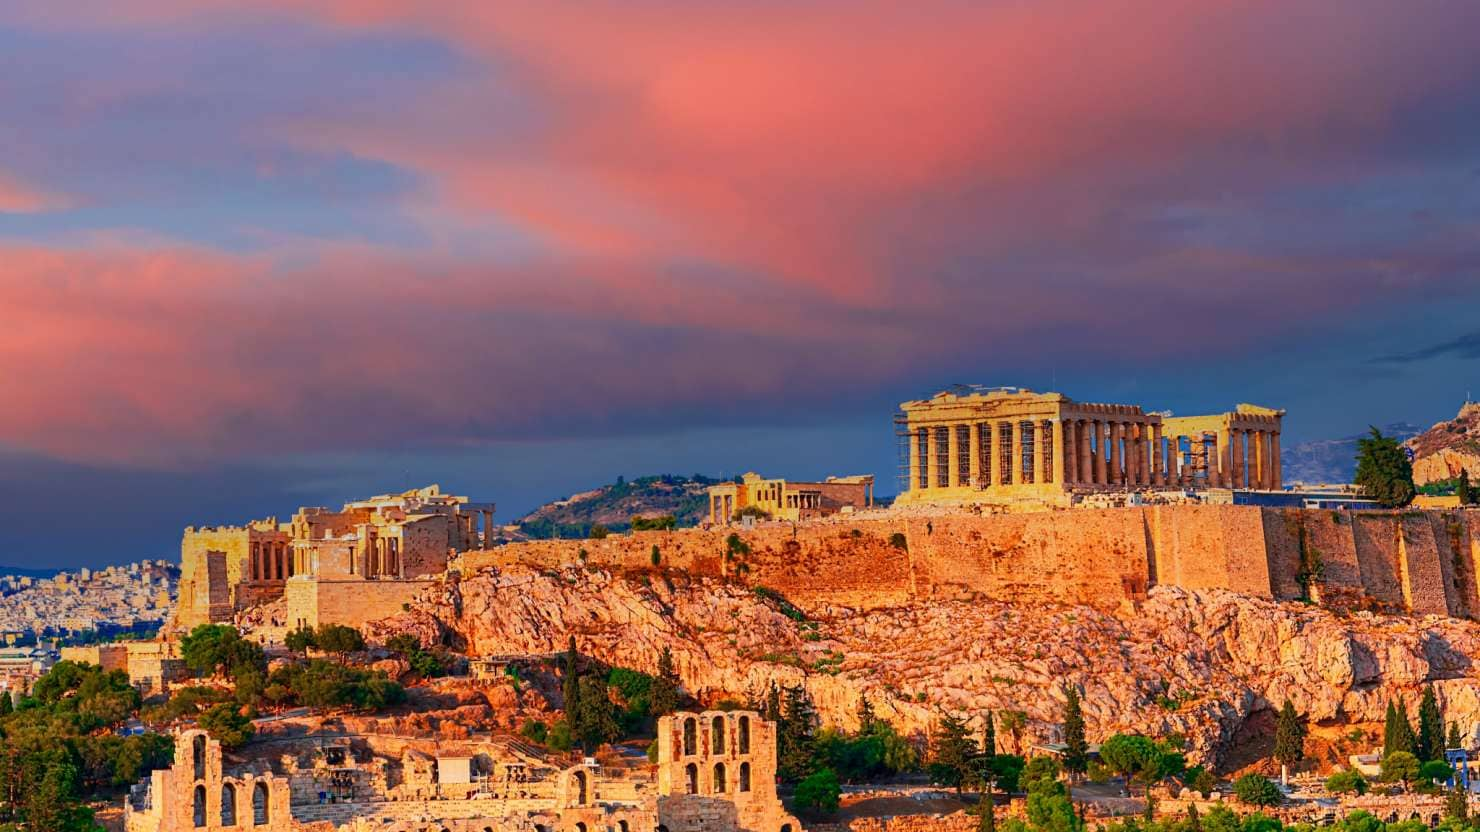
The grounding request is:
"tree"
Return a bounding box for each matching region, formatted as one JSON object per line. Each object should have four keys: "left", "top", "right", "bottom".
{"left": 857, "top": 695, "right": 877, "bottom": 735}
{"left": 1418, "top": 686, "right": 1444, "bottom": 762}
{"left": 1273, "top": 700, "right": 1306, "bottom": 784}
{"left": 313, "top": 624, "right": 365, "bottom": 656}
{"left": 1061, "top": 686, "right": 1088, "bottom": 780}
{"left": 929, "top": 713, "right": 978, "bottom": 791}
{"left": 1449, "top": 721, "right": 1464, "bottom": 752}
{"left": 284, "top": 624, "right": 316, "bottom": 654}
{"left": 1023, "top": 768, "right": 1084, "bottom": 832}
{"left": 1380, "top": 750, "right": 1420, "bottom": 789}
{"left": 0, "top": 691, "right": 11, "bottom": 716}
{"left": 794, "top": 767, "right": 841, "bottom": 816}
{"left": 180, "top": 624, "right": 265, "bottom": 680}
{"left": 1325, "top": 769, "right": 1368, "bottom": 795}
{"left": 1232, "top": 773, "right": 1283, "bottom": 807}
{"left": 1460, "top": 469, "right": 1474, "bottom": 506}
{"left": 1354, "top": 427, "right": 1416, "bottom": 507}
{"left": 198, "top": 703, "right": 255, "bottom": 749}
{"left": 562, "top": 636, "right": 581, "bottom": 719}
{"left": 1385, "top": 699, "right": 1417, "bottom": 758}
{"left": 982, "top": 711, "right": 997, "bottom": 760}
{"left": 778, "top": 685, "right": 819, "bottom": 781}
{"left": 1099, "top": 734, "right": 1161, "bottom": 795}
{"left": 1447, "top": 782, "right": 1470, "bottom": 822}
{"left": 650, "top": 545, "right": 661, "bottom": 566}
{"left": 1418, "top": 759, "right": 1454, "bottom": 786}
{"left": 572, "top": 675, "right": 621, "bottom": 750}
{"left": 650, "top": 646, "right": 680, "bottom": 718}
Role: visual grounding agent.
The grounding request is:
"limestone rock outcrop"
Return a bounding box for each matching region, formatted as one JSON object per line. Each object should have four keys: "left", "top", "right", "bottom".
{"left": 1407, "top": 402, "right": 1480, "bottom": 485}
{"left": 369, "top": 564, "right": 1480, "bottom": 770}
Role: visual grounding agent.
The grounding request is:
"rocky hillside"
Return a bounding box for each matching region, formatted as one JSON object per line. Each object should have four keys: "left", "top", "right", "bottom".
{"left": 512, "top": 475, "right": 724, "bottom": 539}
{"left": 1282, "top": 422, "right": 1420, "bottom": 484}
{"left": 368, "top": 564, "right": 1480, "bottom": 773}
{"left": 1406, "top": 402, "right": 1480, "bottom": 485}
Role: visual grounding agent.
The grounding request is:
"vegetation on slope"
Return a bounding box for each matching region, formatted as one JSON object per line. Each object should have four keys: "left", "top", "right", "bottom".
{"left": 515, "top": 474, "right": 730, "bottom": 539}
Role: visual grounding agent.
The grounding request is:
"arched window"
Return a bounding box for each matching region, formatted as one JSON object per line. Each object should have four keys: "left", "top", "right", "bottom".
{"left": 685, "top": 763, "right": 698, "bottom": 795}
{"left": 782, "top": 825, "right": 793, "bottom": 832}
{"left": 619, "top": 821, "right": 630, "bottom": 832}
{"left": 682, "top": 717, "right": 697, "bottom": 756}
{"left": 193, "top": 734, "right": 207, "bottom": 780}
{"left": 193, "top": 785, "right": 206, "bottom": 827}
{"left": 712, "top": 715, "right": 725, "bottom": 754}
{"left": 253, "top": 782, "right": 270, "bottom": 825}
{"left": 739, "top": 762, "right": 751, "bottom": 792}
{"left": 713, "top": 762, "right": 727, "bottom": 793}
{"left": 576, "top": 823, "right": 588, "bottom": 832}
{"left": 738, "top": 716, "right": 750, "bottom": 754}
{"left": 221, "top": 784, "right": 237, "bottom": 826}
{"left": 573, "top": 770, "right": 588, "bottom": 805}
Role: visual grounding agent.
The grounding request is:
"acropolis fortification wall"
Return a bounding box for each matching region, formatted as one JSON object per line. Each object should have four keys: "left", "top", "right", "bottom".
{"left": 458, "top": 506, "right": 1480, "bottom": 619}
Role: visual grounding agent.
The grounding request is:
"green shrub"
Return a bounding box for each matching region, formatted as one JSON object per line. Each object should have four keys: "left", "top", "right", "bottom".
{"left": 889, "top": 532, "right": 908, "bottom": 550}
{"left": 794, "top": 767, "right": 841, "bottom": 815}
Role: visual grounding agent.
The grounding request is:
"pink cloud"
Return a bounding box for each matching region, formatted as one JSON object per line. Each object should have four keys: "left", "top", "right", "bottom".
{"left": 0, "top": 170, "right": 66, "bottom": 213}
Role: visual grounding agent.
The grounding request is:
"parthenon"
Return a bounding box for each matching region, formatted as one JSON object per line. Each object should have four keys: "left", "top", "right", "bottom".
{"left": 893, "top": 386, "right": 1283, "bottom": 506}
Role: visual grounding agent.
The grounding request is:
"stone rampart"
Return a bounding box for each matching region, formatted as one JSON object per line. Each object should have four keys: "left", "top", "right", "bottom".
{"left": 462, "top": 507, "right": 1480, "bottom": 620}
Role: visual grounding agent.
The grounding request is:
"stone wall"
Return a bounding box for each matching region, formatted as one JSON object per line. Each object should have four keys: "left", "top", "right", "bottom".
{"left": 463, "top": 507, "right": 1480, "bottom": 620}
{"left": 283, "top": 578, "right": 439, "bottom": 631}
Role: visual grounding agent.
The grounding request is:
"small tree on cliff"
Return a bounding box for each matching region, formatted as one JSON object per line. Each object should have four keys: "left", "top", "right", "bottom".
{"left": 1273, "top": 699, "right": 1306, "bottom": 785}
{"left": 1061, "top": 685, "right": 1089, "bottom": 780}
{"left": 1459, "top": 469, "right": 1474, "bottom": 505}
{"left": 650, "top": 646, "right": 680, "bottom": 718}
{"left": 1355, "top": 427, "right": 1416, "bottom": 507}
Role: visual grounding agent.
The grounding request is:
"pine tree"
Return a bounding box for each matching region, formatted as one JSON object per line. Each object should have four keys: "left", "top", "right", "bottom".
{"left": 650, "top": 646, "right": 680, "bottom": 718}
{"left": 857, "top": 695, "right": 877, "bottom": 735}
{"left": 929, "top": 713, "right": 978, "bottom": 792}
{"left": 573, "top": 675, "right": 621, "bottom": 750}
{"left": 562, "top": 636, "right": 581, "bottom": 719}
{"left": 1273, "top": 699, "right": 1306, "bottom": 785}
{"left": 1418, "top": 686, "right": 1445, "bottom": 762}
{"left": 1355, "top": 427, "right": 1416, "bottom": 507}
{"left": 1460, "top": 469, "right": 1474, "bottom": 506}
{"left": 778, "top": 685, "right": 819, "bottom": 781}
{"left": 1061, "top": 685, "right": 1088, "bottom": 779}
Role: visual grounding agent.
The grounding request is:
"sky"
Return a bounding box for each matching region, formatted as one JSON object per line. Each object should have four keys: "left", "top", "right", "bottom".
{"left": 3, "top": 1, "right": 1480, "bottom": 567}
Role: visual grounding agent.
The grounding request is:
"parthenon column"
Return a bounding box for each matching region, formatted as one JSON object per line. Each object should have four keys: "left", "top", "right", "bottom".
{"left": 1151, "top": 425, "right": 1165, "bottom": 486}
{"left": 984, "top": 423, "right": 997, "bottom": 487}
{"left": 925, "top": 428, "right": 939, "bottom": 489}
{"left": 1230, "top": 429, "right": 1244, "bottom": 489}
{"left": 1270, "top": 431, "right": 1282, "bottom": 490}
{"left": 1034, "top": 422, "right": 1048, "bottom": 485}
{"left": 947, "top": 424, "right": 962, "bottom": 489}
{"left": 1104, "top": 422, "right": 1119, "bottom": 486}
{"left": 1077, "top": 420, "right": 1091, "bottom": 486}
{"left": 1250, "top": 430, "right": 1265, "bottom": 490}
{"left": 1088, "top": 421, "right": 1103, "bottom": 485}
{"left": 908, "top": 429, "right": 922, "bottom": 492}
{"left": 1054, "top": 419, "right": 1068, "bottom": 485}
{"left": 1129, "top": 423, "right": 1143, "bottom": 486}
{"left": 1010, "top": 420, "right": 1023, "bottom": 485}
{"left": 968, "top": 422, "right": 982, "bottom": 487}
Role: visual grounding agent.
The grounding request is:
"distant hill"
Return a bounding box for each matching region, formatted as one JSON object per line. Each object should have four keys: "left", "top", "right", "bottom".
{"left": 0, "top": 565, "right": 64, "bottom": 579}
{"left": 512, "top": 474, "right": 727, "bottom": 540}
{"left": 1281, "top": 422, "right": 1422, "bottom": 485}
{"left": 1404, "top": 402, "right": 1480, "bottom": 486}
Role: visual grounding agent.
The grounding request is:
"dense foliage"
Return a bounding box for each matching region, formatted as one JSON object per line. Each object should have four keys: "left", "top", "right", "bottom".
{"left": 266, "top": 659, "right": 406, "bottom": 711}
{"left": 1354, "top": 427, "right": 1416, "bottom": 507}
{"left": 0, "top": 661, "right": 172, "bottom": 831}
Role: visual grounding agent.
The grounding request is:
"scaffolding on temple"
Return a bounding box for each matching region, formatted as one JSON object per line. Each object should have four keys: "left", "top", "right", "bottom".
{"left": 894, "top": 411, "right": 912, "bottom": 495}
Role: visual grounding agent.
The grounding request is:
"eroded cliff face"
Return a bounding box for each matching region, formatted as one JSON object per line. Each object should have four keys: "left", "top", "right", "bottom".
{"left": 1407, "top": 402, "right": 1480, "bottom": 485}
{"left": 367, "top": 565, "right": 1480, "bottom": 770}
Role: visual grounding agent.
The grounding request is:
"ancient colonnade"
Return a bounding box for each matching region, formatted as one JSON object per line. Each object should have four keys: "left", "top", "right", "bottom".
{"left": 907, "top": 418, "right": 1282, "bottom": 491}
{"left": 248, "top": 540, "right": 292, "bottom": 582}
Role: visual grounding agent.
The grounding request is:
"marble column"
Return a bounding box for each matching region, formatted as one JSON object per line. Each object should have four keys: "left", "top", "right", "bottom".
{"left": 1271, "top": 431, "right": 1282, "bottom": 490}
{"left": 968, "top": 422, "right": 982, "bottom": 488}
{"left": 1151, "top": 425, "right": 1164, "bottom": 486}
{"left": 1089, "top": 421, "right": 1103, "bottom": 485}
{"left": 1034, "top": 422, "right": 1049, "bottom": 485}
{"left": 1250, "top": 430, "right": 1265, "bottom": 490}
{"left": 908, "top": 429, "right": 922, "bottom": 492}
{"left": 1054, "top": 419, "right": 1068, "bottom": 485}
{"left": 1077, "top": 420, "right": 1091, "bottom": 486}
{"left": 1010, "top": 420, "right": 1023, "bottom": 485}
{"left": 947, "top": 423, "right": 961, "bottom": 489}
{"left": 925, "top": 427, "right": 939, "bottom": 489}
{"left": 1129, "top": 423, "right": 1143, "bottom": 486}
{"left": 1230, "top": 429, "right": 1244, "bottom": 489}
{"left": 1105, "top": 422, "right": 1119, "bottom": 486}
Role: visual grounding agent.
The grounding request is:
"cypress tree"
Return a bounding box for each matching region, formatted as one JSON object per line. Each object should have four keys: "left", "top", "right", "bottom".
{"left": 1449, "top": 721, "right": 1464, "bottom": 752}
{"left": 1384, "top": 700, "right": 1401, "bottom": 757}
{"left": 561, "top": 635, "right": 581, "bottom": 719}
{"left": 1419, "top": 686, "right": 1444, "bottom": 762}
{"left": 763, "top": 681, "right": 782, "bottom": 723}
{"left": 1186, "top": 803, "right": 1201, "bottom": 832}
{"left": 778, "top": 685, "right": 819, "bottom": 781}
{"left": 1062, "top": 685, "right": 1088, "bottom": 779}
{"left": 650, "top": 646, "right": 680, "bottom": 718}
{"left": 983, "top": 710, "right": 997, "bottom": 760}
{"left": 929, "top": 713, "right": 978, "bottom": 792}
{"left": 856, "top": 695, "right": 877, "bottom": 735}
{"left": 1273, "top": 699, "right": 1306, "bottom": 784}
{"left": 0, "top": 691, "right": 11, "bottom": 716}
{"left": 1396, "top": 701, "right": 1418, "bottom": 757}
{"left": 1460, "top": 469, "right": 1474, "bottom": 506}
